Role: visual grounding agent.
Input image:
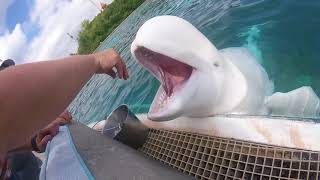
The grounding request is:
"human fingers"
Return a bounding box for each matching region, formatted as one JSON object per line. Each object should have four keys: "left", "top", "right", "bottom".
{"left": 37, "top": 135, "right": 53, "bottom": 152}
{"left": 37, "top": 122, "right": 59, "bottom": 141}
{"left": 107, "top": 69, "right": 116, "bottom": 79}
{"left": 65, "top": 111, "right": 72, "bottom": 120}
{"left": 115, "top": 61, "right": 124, "bottom": 79}
{"left": 54, "top": 117, "right": 69, "bottom": 126}
{"left": 116, "top": 55, "right": 129, "bottom": 80}
{"left": 116, "top": 58, "right": 129, "bottom": 80}
{"left": 55, "top": 111, "right": 72, "bottom": 125}
{"left": 60, "top": 110, "right": 72, "bottom": 120}
{"left": 124, "top": 65, "right": 129, "bottom": 80}
{"left": 36, "top": 128, "right": 46, "bottom": 141}
{"left": 119, "top": 60, "right": 129, "bottom": 80}
{"left": 47, "top": 123, "right": 59, "bottom": 137}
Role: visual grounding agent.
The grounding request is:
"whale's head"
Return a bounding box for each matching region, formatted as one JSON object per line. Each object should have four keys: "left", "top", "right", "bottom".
{"left": 131, "top": 16, "right": 230, "bottom": 121}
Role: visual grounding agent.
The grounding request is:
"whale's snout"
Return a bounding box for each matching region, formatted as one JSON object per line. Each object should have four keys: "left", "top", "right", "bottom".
{"left": 131, "top": 15, "right": 222, "bottom": 121}
{"left": 134, "top": 46, "right": 193, "bottom": 97}
{"left": 132, "top": 45, "right": 194, "bottom": 121}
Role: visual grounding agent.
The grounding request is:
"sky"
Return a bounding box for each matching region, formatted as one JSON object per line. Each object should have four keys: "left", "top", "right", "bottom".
{"left": 0, "top": 0, "right": 112, "bottom": 64}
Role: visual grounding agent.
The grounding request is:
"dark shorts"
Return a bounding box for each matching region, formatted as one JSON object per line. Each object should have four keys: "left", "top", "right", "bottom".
{"left": 8, "top": 152, "right": 40, "bottom": 180}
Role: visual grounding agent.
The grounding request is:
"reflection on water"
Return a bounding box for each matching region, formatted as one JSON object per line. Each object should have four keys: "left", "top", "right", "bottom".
{"left": 69, "top": 0, "right": 320, "bottom": 124}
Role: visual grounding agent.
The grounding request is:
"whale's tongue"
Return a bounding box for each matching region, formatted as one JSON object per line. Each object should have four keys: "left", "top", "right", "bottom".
{"left": 157, "top": 57, "right": 191, "bottom": 95}
{"left": 134, "top": 46, "right": 192, "bottom": 96}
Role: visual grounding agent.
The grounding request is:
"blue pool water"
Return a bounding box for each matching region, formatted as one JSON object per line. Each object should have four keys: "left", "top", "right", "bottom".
{"left": 69, "top": 0, "right": 320, "bottom": 124}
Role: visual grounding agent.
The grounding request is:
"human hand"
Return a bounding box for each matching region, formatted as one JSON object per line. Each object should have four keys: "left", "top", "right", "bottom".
{"left": 92, "top": 49, "right": 129, "bottom": 79}
{"left": 54, "top": 110, "right": 72, "bottom": 125}
{"left": 35, "top": 122, "right": 59, "bottom": 152}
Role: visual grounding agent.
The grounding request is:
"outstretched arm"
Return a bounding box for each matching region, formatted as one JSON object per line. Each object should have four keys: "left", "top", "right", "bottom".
{"left": 0, "top": 49, "right": 129, "bottom": 154}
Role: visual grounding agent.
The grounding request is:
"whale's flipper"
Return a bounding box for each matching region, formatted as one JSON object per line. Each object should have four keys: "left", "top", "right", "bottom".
{"left": 265, "top": 86, "right": 320, "bottom": 117}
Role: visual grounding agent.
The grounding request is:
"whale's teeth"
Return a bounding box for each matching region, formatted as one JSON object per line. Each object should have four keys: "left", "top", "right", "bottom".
{"left": 157, "top": 88, "right": 174, "bottom": 109}
{"left": 160, "top": 102, "right": 164, "bottom": 108}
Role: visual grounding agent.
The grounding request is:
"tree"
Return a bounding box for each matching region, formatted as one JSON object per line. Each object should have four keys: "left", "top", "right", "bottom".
{"left": 77, "top": 0, "right": 145, "bottom": 54}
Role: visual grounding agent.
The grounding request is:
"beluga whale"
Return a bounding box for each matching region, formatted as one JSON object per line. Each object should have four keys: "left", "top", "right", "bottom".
{"left": 131, "top": 15, "right": 320, "bottom": 121}
{"left": 131, "top": 15, "right": 274, "bottom": 121}
{"left": 88, "top": 16, "right": 320, "bottom": 151}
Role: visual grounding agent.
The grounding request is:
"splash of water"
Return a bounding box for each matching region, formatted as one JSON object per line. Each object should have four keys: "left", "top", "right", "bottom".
{"left": 238, "top": 22, "right": 272, "bottom": 64}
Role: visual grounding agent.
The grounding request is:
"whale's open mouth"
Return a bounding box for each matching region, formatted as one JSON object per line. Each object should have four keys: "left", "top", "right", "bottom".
{"left": 134, "top": 46, "right": 193, "bottom": 114}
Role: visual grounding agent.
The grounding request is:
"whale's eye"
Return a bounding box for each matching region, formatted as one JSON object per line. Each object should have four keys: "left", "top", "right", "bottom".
{"left": 214, "top": 62, "right": 219, "bottom": 67}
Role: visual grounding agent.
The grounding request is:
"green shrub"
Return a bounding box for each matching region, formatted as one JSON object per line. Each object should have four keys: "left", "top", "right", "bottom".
{"left": 77, "top": 0, "right": 145, "bottom": 54}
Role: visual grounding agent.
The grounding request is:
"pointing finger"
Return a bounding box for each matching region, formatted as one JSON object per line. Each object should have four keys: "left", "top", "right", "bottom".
{"left": 120, "top": 60, "right": 129, "bottom": 80}
{"left": 115, "top": 61, "right": 124, "bottom": 79}
{"left": 121, "top": 62, "right": 129, "bottom": 80}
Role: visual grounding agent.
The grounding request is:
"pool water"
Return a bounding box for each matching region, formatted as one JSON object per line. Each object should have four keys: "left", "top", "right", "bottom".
{"left": 69, "top": 0, "right": 320, "bottom": 124}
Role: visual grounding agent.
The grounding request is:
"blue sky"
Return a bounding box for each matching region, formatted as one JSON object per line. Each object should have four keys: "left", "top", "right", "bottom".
{"left": 0, "top": 0, "right": 110, "bottom": 63}
{"left": 6, "top": 0, "right": 33, "bottom": 31}
{"left": 5, "top": 0, "right": 40, "bottom": 41}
